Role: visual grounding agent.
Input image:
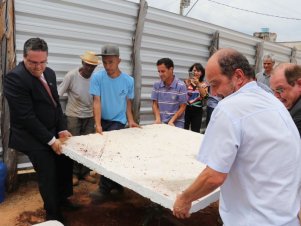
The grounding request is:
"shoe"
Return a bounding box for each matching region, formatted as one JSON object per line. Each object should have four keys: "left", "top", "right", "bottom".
{"left": 60, "top": 199, "right": 82, "bottom": 211}
{"left": 90, "top": 190, "right": 111, "bottom": 203}
{"left": 72, "top": 175, "right": 79, "bottom": 186}
{"left": 84, "top": 174, "right": 97, "bottom": 184}
{"left": 90, "top": 171, "right": 97, "bottom": 177}
{"left": 110, "top": 188, "right": 124, "bottom": 199}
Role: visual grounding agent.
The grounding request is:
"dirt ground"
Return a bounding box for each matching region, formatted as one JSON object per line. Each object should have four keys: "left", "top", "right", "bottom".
{"left": 0, "top": 173, "right": 222, "bottom": 226}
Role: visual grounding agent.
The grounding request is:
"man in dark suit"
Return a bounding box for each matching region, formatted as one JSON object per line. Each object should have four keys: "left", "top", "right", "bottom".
{"left": 270, "top": 63, "right": 301, "bottom": 136}
{"left": 4, "top": 37, "right": 75, "bottom": 223}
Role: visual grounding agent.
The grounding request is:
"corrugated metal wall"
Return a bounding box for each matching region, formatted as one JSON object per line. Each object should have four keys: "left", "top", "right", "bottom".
{"left": 15, "top": 0, "right": 139, "bottom": 81}
{"left": 14, "top": 0, "right": 140, "bottom": 167}
{"left": 139, "top": 8, "right": 215, "bottom": 123}
{"left": 12, "top": 0, "right": 301, "bottom": 165}
{"left": 14, "top": 0, "right": 301, "bottom": 125}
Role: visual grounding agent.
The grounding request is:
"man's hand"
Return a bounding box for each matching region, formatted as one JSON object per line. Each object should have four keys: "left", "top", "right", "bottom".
{"left": 128, "top": 120, "right": 140, "bottom": 128}
{"left": 58, "top": 130, "right": 72, "bottom": 139}
{"left": 173, "top": 193, "right": 192, "bottom": 219}
{"left": 95, "top": 124, "right": 103, "bottom": 134}
{"left": 154, "top": 119, "right": 161, "bottom": 124}
{"left": 51, "top": 139, "right": 63, "bottom": 155}
{"left": 168, "top": 121, "right": 175, "bottom": 127}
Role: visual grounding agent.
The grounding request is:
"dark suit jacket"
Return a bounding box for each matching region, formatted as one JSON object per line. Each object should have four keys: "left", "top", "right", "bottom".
{"left": 290, "top": 97, "right": 301, "bottom": 137}
{"left": 4, "top": 62, "right": 66, "bottom": 152}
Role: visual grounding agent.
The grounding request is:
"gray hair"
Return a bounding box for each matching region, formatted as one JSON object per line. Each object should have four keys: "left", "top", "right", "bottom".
{"left": 263, "top": 54, "right": 275, "bottom": 63}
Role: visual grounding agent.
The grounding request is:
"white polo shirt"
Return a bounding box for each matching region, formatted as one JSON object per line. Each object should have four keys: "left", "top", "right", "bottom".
{"left": 198, "top": 81, "right": 301, "bottom": 226}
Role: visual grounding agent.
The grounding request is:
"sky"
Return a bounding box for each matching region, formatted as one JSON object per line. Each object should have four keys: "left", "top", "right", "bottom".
{"left": 127, "top": 0, "right": 301, "bottom": 42}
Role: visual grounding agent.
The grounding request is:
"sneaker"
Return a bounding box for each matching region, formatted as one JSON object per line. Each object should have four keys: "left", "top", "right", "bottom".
{"left": 90, "top": 190, "right": 110, "bottom": 203}
{"left": 84, "top": 174, "right": 97, "bottom": 184}
{"left": 72, "top": 175, "right": 79, "bottom": 186}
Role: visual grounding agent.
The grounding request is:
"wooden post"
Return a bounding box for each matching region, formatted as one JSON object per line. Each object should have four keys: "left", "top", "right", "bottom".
{"left": 254, "top": 42, "right": 264, "bottom": 74}
{"left": 132, "top": 0, "right": 148, "bottom": 124}
{"left": 0, "top": 0, "right": 18, "bottom": 192}
{"left": 208, "top": 31, "right": 219, "bottom": 57}
{"left": 290, "top": 47, "right": 297, "bottom": 64}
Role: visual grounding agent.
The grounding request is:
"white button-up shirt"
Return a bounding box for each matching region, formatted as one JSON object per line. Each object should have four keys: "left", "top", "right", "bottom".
{"left": 198, "top": 81, "right": 301, "bottom": 226}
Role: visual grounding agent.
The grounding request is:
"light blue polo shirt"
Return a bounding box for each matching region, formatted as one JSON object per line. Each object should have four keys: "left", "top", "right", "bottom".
{"left": 90, "top": 69, "right": 134, "bottom": 124}
{"left": 198, "top": 81, "right": 301, "bottom": 226}
{"left": 151, "top": 77, "right": 187, "bottom": 128}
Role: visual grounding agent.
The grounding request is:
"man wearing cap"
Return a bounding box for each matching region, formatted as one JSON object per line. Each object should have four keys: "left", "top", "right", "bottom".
{"left": 58, "top": 51, "right": 100, "bottom": 186}
{"left": 89, "top": 44, "right": 139, "bottom": 202}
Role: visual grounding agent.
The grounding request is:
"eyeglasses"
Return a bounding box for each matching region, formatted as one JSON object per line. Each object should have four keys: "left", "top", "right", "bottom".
{"left": 26, "top": 59, "right": 48, "bottom": 67}
{"left": 273, "top": 87, "right": 284, "bottom": 94}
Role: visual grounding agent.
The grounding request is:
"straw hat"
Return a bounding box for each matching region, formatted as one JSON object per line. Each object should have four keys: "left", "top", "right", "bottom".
{"left": 80, "top": 51, "right": 101, "bottom": 65}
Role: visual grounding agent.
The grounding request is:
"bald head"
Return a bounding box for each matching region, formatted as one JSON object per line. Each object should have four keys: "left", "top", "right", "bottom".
{"left": 209, "top": 48, "right": 254, "bottom": 79}
{"left": 272, "top": 63, "right": 301, "bottom": 85}
{"left": 270, "top": 63, "right": 301, "bottom": 109}
{"left": 206, "top": 48, "right": 254, "bottom": 98}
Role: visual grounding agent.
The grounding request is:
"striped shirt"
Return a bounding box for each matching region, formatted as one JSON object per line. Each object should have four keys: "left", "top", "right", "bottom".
{"left": 151, "top": 77, "right": 187, "bottom": 128}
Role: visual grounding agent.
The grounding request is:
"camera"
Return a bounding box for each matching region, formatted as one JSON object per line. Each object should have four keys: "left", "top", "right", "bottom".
{"left": 188, "top": 71, "right": 194, "bottom": 79}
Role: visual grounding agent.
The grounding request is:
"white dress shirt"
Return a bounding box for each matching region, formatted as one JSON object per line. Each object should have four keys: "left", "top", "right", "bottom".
{"left": 198, "top": 81, "right": 301, "bottom": 226}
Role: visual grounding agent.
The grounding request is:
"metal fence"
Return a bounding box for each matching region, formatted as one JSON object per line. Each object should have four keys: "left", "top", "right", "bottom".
{"left": 2, "top": 0, "right": 301, "bottom": 168}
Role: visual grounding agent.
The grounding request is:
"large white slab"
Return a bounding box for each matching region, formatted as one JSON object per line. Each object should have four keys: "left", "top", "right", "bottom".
{"left": 62, "top": 124, "right": 219, "bottom": 213}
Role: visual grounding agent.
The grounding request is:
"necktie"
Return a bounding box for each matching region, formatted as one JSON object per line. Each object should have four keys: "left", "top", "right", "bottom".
{"left": 39, "top": 76, "right": 57, "bottom": 108}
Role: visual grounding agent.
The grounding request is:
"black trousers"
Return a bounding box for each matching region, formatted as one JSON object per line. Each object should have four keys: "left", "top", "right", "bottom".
{"left": 26, "top": 148, "right": 73, "bottom": 219}
{"left": 184, "top": 105, "right": 203, "bottom": 133}
{"left": 99, "top": 120, "right": 125, "bottom": 193}
{"left": 206, "top": 106, "right": 215, "bottom": 126}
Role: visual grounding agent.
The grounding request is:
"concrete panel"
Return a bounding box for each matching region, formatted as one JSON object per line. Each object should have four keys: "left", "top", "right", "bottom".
{"left": 62, "top": 124, "right": 219, "bottom": 213}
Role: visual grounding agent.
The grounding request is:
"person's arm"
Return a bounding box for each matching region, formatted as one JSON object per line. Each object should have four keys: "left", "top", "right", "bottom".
{"left": 47, "top": 70, "right": 69, "bottom": 134}
{"left": 168, "top": 103, "right": 186, "bottom": 126}
{"left": 57, "top": 71, "right": 71, "bottom": 96}
{"left": 152, "top": 100, "right": 161, "bottom": 124}
{"left": 173, "top": 166, "right": 227, "bottom": 219}
{"left": 93, "top": 95, "right": 102, "bottom": 134}
{"left": 198, "top": 82, "right": 209, "bottom": 99}
{"left": 4, "top": 71, "right": 56, "bottom": 144}
{"left": 45, "top": 70, "right": 72, "bottom": 154}
{"left": 126, "top": 98, "right": 139, "bottom": 128}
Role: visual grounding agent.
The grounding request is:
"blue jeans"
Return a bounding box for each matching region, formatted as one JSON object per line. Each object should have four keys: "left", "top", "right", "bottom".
{"left": 99, "top": 120, "right": 125, "bottom": 193}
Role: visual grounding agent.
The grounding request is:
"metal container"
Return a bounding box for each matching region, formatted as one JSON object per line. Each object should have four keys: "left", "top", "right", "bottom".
{"left": 0, "top": 161, "right": 7, "bottom": 203}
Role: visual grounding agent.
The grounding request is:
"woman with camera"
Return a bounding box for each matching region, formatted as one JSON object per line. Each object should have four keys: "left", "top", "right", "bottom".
{"left": 184, "top": 63, "right": 208, "bottom": 132}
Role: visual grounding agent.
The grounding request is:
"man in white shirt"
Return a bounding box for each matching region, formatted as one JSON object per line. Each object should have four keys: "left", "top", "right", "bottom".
{"left": 173, "top": 48, "right": 301, "bottom": 226}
